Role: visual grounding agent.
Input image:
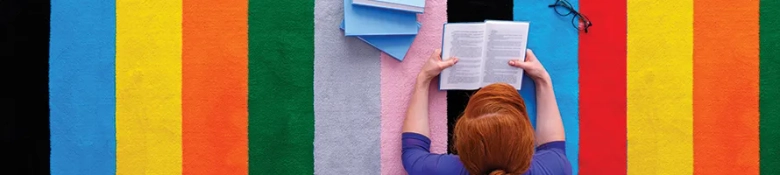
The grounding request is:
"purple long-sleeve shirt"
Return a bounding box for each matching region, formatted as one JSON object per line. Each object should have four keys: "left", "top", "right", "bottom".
{"left": 402, "top": 132, "right": 572, "bottom": 175}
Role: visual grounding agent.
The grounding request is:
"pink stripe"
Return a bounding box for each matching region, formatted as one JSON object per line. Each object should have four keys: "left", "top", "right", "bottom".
{"left": 380, "top": 0, "right": 448, "bottom": 174}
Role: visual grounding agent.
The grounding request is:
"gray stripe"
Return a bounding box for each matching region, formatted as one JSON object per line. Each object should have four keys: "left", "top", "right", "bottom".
{"left": 314, "top": 0, "right": 381, "bottom": 174}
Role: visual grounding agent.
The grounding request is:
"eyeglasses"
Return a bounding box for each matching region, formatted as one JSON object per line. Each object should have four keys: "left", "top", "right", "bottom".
{"left": 548, "top": 0, "right": 592, "bottom": 33}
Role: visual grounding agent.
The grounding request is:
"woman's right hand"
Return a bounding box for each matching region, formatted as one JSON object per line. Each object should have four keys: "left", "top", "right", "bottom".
{"left": 508, "top": 49, "right": 551, "bottom": 84}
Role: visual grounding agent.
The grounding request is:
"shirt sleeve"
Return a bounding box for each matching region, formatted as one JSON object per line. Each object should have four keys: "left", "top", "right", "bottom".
{"left": 536, "top": 141, "right": 566, "bottom": 155}
{"left": 529, "top": 141, "right": 572, "bottom": 175}
{"left": 401, "top": 132, "right": 466, "bottom": 175}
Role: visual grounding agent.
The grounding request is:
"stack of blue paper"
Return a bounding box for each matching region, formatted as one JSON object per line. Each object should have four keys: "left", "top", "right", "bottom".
{"left": 341, "top": 0, "right": 424, "bottom": 61}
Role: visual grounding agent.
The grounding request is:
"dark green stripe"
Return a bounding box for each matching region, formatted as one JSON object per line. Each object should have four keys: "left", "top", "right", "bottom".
{"left": 761, "top": 0, "right": 780, "bottom": 174}
{"left": 248, "top": 0, "right": 314, "bottom": 173}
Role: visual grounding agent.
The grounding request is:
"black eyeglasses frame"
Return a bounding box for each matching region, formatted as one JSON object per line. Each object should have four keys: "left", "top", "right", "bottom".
{"left": 547, "top": 0, "right": 593, "bottom": 33}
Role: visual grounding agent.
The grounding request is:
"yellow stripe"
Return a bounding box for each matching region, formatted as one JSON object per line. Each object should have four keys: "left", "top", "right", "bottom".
{"left": 627, "top": 0, "right": 693, "bottom": 174}
{"left": 116, "top": 0, "right": 182, "bottom": 174}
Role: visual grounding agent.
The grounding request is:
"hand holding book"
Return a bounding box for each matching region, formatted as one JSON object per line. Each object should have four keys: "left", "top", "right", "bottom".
{"left": 439, "top": 20, "right": 531, "bottom": 90}
{"left": 417, "top": 49, "right": 459, "bottom": 83}
{"left": 509, "top": 49, "right": 551, "bottom": 85}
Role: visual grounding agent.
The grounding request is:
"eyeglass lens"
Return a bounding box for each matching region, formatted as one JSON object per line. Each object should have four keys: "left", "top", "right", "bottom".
{"left": 552, "top": 0, "right": 574, "bottom": 16}
{"left": 551, "top": 0, "right": 591, "bottom": 32}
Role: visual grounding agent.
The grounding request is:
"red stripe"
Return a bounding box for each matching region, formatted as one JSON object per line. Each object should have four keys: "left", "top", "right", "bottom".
{"left": 578, "top": 0, "right": 627, "bottom": 174}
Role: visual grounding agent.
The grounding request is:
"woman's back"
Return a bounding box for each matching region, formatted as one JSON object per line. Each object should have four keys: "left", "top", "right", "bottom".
{"left": 401, "top": 49, "right": 570, "bottom": 175}
{"left": 402, "top": 132, "right": 571, "bottom": 175}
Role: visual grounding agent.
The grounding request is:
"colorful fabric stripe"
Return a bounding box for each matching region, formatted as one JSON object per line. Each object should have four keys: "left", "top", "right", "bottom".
{"left": 248, "top": 0, "right": 314, "bottom": 174}
{"left": 445, "top": 0, "right": 514, "bottom": 154}
{"left": 380, "top": 0, "right": 449, "bottom": 174}
{"left": 761, "top": 0, "right": 780, "bottom": 174}
{"left": 693, "top": 0, "right": 760, "bottom": 174}
{"left": 514, "top": 0, "right": 581, "bottom": 174}
{"left": 313, "top": 0, "right": 381, "bottom": 174}
{"left": 115, "top": 1, "right": 183, "bottom": 174}
{"left": 182, "top": 0, "right": 248, "bottom": 174}
{"left": 49, "top": 0, "right": 116, "bottom": 174}
{"left": 628, "top": 0, "right": 693, "bottom": 174}
{"left": 44, "top": 0, "right": 780, "bottom": 174}
{"left": 578, "top": 0, "right": 627, "bottom": 174}
{"left": 115, "top": 0, "right": 182, "bottom": 174}
{"left": 11, "top": 0, "right": 51, "bottom": 173}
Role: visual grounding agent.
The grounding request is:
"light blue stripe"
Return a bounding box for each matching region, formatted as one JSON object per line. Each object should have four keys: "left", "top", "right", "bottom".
{"left": 50, "top": 0, "right": 115, "bottom": 174}
{"left": 515, "top": 0, "right": 580, "bottom": 174}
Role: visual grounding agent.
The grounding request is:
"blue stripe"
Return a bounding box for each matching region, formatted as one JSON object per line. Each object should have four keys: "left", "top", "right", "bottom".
{"left": 49, "top": 0, "right": 116, "bottom": 174}
{"left": 515, "top": 0, "right": 580, "bottom": 174}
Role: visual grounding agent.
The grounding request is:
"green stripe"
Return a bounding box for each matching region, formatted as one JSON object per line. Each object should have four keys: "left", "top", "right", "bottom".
{"left": 761, "top": 0, "right": 780, "bottom": 174}
{"left": 248, "top": 0, "right": 314, "bottom": 173}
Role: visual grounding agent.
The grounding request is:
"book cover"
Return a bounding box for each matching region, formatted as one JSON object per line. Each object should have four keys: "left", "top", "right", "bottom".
{"left": 340, "top": 20, "right": 418, "bottom": 61}
{"left": 353, "top": 0, "right": 425, "bottom": 13}
{"left": 344, "top": 0, "right": 419, "bottom": 36}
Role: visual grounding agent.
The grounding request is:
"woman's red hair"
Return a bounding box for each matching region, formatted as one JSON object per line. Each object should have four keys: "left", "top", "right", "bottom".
{"left": 453, "top": 83, "right": 535, "bottom": 175}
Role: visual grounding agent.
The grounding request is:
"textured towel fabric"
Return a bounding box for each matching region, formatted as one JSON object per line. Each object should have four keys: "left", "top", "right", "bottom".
{"left": 49, "top": 0, "right": 115, "bottom": 174}
{"left": 578, "top": 0, "right": 627, "bottom": 174}
{"left": 761, "top": 0, "right": 780, "bottom": 174}
{"left": 182, "top": 0, "right": 248, "bottom": 174}
{"left": 693, "top": 0, "right": 760, "bottom": 174}
{"left": 380, "top": 0, "right": 448, "bottom": 174}
{"left": 627, "top": 0, "right": 693, "bottom": 174}
{"left": 7, "top": 1, "right": 50, "bottom": 174}
{"left": 116, "top": 1, "right": 182, "bottom": 174}
{"left": 248, "top": 0, "right": 314, "bottom": 174}
{"left": 446, "top": 0, "right": 514, "bottom": 154}
{"left": 313, "top": 0, "right": 381, "bottom": 174}
{"left": 514, "top": 0, "right": 580, "bottom": 174}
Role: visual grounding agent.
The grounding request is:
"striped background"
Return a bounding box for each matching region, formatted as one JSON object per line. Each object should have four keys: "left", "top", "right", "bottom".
{"left": 46, "top": 0, "right": 779, "bottom": 175}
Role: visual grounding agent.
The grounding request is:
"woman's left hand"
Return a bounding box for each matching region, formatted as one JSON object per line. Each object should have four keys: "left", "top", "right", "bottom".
{"left": 417, "top": 49, "right": 458, "bottom": 81}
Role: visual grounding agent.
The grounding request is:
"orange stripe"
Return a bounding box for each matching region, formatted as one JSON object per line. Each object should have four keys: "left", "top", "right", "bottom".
{"left": 182, "top": 0, "right": 248, "bottom": 174}
{"left": 693, "top": 0, "right": 759, "bottom": 174}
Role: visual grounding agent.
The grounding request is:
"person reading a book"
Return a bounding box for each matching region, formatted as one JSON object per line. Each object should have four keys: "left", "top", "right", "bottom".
{"left": 401, "top": 49, "right": 571, "bottom": 175}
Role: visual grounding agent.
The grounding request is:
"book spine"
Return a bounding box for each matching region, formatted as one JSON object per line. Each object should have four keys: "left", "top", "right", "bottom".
{"left": 438, "top": 23, "right": 446, "bottom": 91}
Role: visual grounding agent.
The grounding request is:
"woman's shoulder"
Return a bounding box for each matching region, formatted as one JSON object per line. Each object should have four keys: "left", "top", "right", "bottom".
{"left": 528, "top": 141, "right": 572, "bottom": 175}
{"left": 432, "top": 154, "right": 470, "bottom": 175}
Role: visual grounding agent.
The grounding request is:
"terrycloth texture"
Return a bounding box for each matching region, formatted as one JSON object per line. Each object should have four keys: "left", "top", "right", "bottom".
{"left": 313, "top": 0, "right": 381, "bottom": 174}
{"left": 514, "top": 0, "right": 580, "bottom": 174}
{"left": 761, "top": 0, "right": 780, "bottom": 174}
{"left": 248, "top": 0, "right": 314, "bottom": 174}
{"left": 693, "top": 0, "right": 760, "bottom": 174}
{"left": 578, "top": 0, "right": 627, "bottom": 174}
{"left": 49, "top": 0, "right": 115, "bottom": 174}
{"left": 380, "top": 0, "right": 448, "bottom": 174}
{"left": 115, "top": 1, "right": 182, "bottom": 174}
{"left": 9, "top": 1, "right": 50, "bottom": 174}
{"left": 445, "top": 0, "right": 514, "bottom": 154}
{"left": 627, "top": 0, "right": 693, "bottom": 174}
{"left": 182, "top": 0, "right": 248, "bottom": 174}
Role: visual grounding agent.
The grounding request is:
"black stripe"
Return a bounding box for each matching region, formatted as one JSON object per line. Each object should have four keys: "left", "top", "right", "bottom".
{"left": 1, "top": 0, "right": 51, "bottom": 174}
{"left": 446, "top": 0, "right": 514, "bottom": 154}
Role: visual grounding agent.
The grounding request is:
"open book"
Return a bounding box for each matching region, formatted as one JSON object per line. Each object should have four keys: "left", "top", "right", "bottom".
{"left": 439, "top": 20, "right": 530, "bottom": 90}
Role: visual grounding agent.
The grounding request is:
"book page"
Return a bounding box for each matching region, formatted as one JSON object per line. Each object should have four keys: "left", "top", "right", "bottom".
{"left": 440, "top": 23, "right": 486, "bottom": 90}
{"left": 480, "top": 21, "right": 529, "bottom": 89}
